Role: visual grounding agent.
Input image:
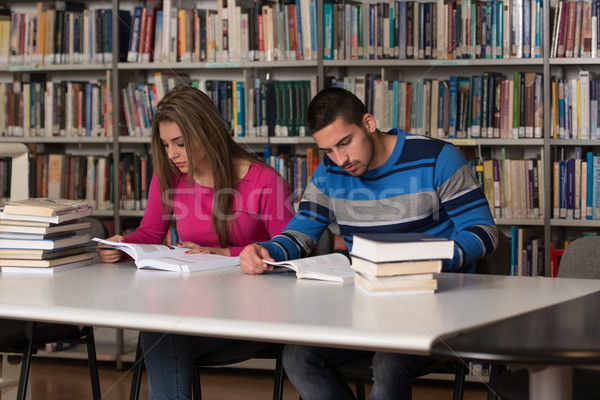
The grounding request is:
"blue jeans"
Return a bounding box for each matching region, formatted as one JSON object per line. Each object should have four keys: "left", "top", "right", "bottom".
{"left": 282, "top": 345, "right": 434, "bottom": 400}
{"left": 140, "top": 331, "right": 241, "bottom": 400}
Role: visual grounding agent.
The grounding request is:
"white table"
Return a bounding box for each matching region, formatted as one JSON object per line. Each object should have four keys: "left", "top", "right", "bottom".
{"left": 0, "top": 263, "right": 598, "bottom": 354}
{"left": 1, "top": 263, "right": 600, "bottom": 400}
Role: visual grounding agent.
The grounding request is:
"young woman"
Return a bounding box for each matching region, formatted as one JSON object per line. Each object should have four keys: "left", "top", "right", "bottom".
{"left": 98, "top": 85, "right": 294, "bottom": 399}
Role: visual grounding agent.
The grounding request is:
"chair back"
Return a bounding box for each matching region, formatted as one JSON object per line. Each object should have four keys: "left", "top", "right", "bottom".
{"left": 558, "top": 236, "right": 600, "bottom": 279}
{"left": 312, "top": 228, "right": 334, "bottom": 256}
{"left": 0, "top": 143, "right": 28, "bottom": 201}
{"left": 475, "top": 230, "right": 510, "bottom": 275}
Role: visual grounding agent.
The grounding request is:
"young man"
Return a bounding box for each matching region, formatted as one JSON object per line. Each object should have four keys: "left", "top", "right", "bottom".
{"left": 239, "top": 87, "right": 498, "bottom": 399}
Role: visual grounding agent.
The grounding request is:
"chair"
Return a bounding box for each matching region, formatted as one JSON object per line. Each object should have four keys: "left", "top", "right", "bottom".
{"left": 130, "top": 228, "right": 335, "bottom": 400}
{"left": 337, "top": 229, "right": 511, "bottom": 400}
{"left": 491, "top": 235, "right": 600, "bottom": 400}
{"left": 0, "top": 144, "right": 101, "bottom": 400}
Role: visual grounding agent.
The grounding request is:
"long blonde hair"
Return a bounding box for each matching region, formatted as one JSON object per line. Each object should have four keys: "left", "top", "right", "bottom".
{"left": 151, "top": 85, "right": 260, "bottom": 247}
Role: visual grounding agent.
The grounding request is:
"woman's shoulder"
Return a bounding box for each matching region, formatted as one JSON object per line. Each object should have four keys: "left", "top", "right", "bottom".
{"left": 245, "top": 161, "right": 283, "bottom": 184}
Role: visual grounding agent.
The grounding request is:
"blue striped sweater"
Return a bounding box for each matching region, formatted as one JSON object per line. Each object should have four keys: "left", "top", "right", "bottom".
{"left": 261, "top": 129, "right": 498, "bottom": 273}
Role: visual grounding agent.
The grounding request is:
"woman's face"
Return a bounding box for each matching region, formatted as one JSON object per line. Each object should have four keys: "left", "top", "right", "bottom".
{"left": 159, "top": 121, "right": 206, "bottom": 176}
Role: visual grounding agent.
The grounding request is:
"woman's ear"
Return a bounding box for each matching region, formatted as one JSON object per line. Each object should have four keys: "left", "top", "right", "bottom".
{"left": 363, "top": 113, "right": 377, "bottom": 133}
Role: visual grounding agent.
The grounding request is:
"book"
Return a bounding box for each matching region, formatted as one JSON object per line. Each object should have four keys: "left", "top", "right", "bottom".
{"left": 0, "top": 246, "right": 87, "bottom": 260}
{"left": 350, "top": 233, "right": 454, "bottom": 263}
{"left": 3, "top": 198, "right": 92, "bottom": 217}
{"left": 93, "top": 238, "right": 240, "bottom": 273}
{"left": 262, "top": 253, "right": 354, "bottom": 284}
{"left": 0, "top": 252, "right": 92, "bottom": 267}
{"left": 1, "top": 258, "right": 93, "bottom": 274}
{"left": 350, "top": 257, "right": 442, "bottom": 277}
{"left": 0, "top": 207, "right": 92, "bottom": 225}
{"left": 0, "top": 220, "right": 90, "bottom": 235}
{"left": 354, "top": 272, "right": 438, "bottom": 293}
{"left": 0, "top": 234, "right": 91, "bottom": 250}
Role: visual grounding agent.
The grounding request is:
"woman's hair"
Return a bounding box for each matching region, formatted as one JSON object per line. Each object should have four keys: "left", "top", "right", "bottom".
{"left": 151, "top": 85, "right": 260, "bottom": 247}
{"left": 306, "top": 87, "right": 369, "bottom": 134}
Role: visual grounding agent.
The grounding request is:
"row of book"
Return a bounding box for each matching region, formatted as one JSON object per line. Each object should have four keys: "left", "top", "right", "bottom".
{"left": 332, "top": 71, "right": 543, "bottom": 139}
{"left": 509, "top": 226, "right": 544, "bottom": 276}
{"left": 550, "top": 71, "right": 600, "bottom": 140}
{"left": 263, "top": 146, "right": 320, "bottom": 203}
{"left": 0, "top": 73, "right": 113, "bottom": 138}
{"left": 325, "top": 0, "right": 542, "bottom": 61}
{"left": 550, "top": 0, "right": 600, "bottom": 58}
{"left": 29, "top": 153, "right": 152, "bottom": 211}
{"left": 4, "top": 3, "right": 130, "bottom": 66}
{"left": 552, "top": 149, "right": 600, "bottom": 221}
{"left": 476, "top": 155, "right": 545, "bottom": 220}
{"left": 18, "top": 147, "right": 323, "bottom": 211}
{"left": 0, "top": 198, "right": 93, "bottom": 275}
{"left": 122, "top": 77, "right": 314, "bottom": 139}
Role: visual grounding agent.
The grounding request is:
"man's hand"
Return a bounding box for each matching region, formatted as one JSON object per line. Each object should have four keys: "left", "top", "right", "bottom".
{"left": 239, "top": 244, "right": 275, "bottom": 275}
{"left": 177, "top": 242, "right": 231, "bottom": 257}
{"left": 96, "top": 235, "right": 124, "bottom": 263}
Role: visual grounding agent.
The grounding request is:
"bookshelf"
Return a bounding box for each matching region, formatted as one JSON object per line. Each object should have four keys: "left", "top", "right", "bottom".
{"left": 0, "top": 0, "right": 598, "bottom": 279}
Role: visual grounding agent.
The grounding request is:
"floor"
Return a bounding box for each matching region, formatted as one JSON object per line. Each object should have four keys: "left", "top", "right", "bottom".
{"left": 4, "top": 357, "right": 491, "bottom": 399}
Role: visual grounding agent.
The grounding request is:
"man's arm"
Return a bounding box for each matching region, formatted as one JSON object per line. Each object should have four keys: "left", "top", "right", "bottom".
{"left": 436, "top": 145, "right": 499, "bottom": 272}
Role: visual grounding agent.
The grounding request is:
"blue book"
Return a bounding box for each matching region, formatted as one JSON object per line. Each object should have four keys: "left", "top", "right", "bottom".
{"left": 496, "top": 1, "right": 504, "bottom": 58}
{"left": 309, "top": 0, "right": 318, "bottom": 59}
{"left": 369, "top": 5, "right": 375, "bottom": 59}
{"left": 510, "top": 226, "right": 518, "bottom": 276}
{"left": 594, "top": 156, "right": 600, "bottom": 219}
{"left": 448, "top": 76, "right": 459, "bottom": 137}
{"left": 559, "top": 160, "right": 567, "bottom": 219}
{"left": 558, "top": 80, "right": 566, "bottom": 138}
{"left": 235, "top": 81, "right": 245, "bottom": 137}
{"left": 523, "top": 0, "right": 531, "bottom": 58}
{"left": 585, "top": 151, "right": 594, "bottom": 220}
{"left": 534, "top": 0, "right": 542, "bottom": 57}
{"left": 398, "top": 1, "right": 407, "bottom": 58}
{"left": 263, "top": 145, "right": 271, "bottom": 164}
{"left": 323, "top": 3, "right": 333, "bottom": 59}
{"left": 294, "top": 0, "right": 303, "bottom": 59}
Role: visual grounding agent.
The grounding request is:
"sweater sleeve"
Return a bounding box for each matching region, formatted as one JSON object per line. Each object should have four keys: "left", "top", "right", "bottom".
{"left": 123, "top": 175, "right": 172, "bottom": 245}
{"left": 436, "top": 145, "right": 499, "bottom": 272}
{"left": 260, "top": 163, "right": 334, "bottom": 261}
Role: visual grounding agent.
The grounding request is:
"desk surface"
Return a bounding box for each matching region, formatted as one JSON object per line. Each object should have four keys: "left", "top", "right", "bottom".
{"left": 0, "top": 263, "right": 599, "bottom": 355}
{"left": 431, "top": 290, "right": 600, "bottom": 364}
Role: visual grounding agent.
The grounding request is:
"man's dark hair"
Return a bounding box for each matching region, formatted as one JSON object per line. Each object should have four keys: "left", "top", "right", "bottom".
{"left": 306, "top": 87, "right": 369, "bottom": 135}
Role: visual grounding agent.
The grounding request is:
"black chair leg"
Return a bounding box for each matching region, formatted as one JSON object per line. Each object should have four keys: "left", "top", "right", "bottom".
{"left": 192, "top": 364, "right": 202, "bottom": 400}
{"left": 129, "top": 335, "right": 144, "bottom": 400}
{"left": 486, "top": 364, "right": 506, "bottom": 400}
{"left": 273, "top": 348, "right": 284, "bottom": 400}
{"left": 82, "top": 326, "right": 101, "bottom": 400}
{"left": 355, "top": 380, "right": 366, "bottom": 400}
{"left": 17, "top": 321, "right": 36, "bottom": 400}
{"left": 452, "top": 362, "right": 467, "bottom": 400}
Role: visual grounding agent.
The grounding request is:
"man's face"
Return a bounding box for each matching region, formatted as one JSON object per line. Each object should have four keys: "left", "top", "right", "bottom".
{"left": 312, "top": 117, "right": 374, "bottom": 177}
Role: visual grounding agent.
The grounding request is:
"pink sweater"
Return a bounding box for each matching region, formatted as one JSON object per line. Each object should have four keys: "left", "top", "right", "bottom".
{"left": 124, "top": 162, "right": 294, "bottom": 256}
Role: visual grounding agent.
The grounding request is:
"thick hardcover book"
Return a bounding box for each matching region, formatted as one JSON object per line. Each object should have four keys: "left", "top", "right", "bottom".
{"left": 3, "top": 198, "right": 92, "bottom": 218}
{"left": 0, "top": 234, "right": 90, "bottom": 250}
{"left": 351, "top": 233, "right": 454, "bottom": 263}
{"left": 354, "top": 272, "right": 437, "bottom": 293}
{"left": 93, "top": 238, "right": 240, "bottom": 273}
{"left": 350, "top": 257, "right": 442, "bottom": 277}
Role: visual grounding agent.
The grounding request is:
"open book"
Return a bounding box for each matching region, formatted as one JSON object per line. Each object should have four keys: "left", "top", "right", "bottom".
{"left": 263, "top": 253, "right": 354, "bottom": 284}
{"left": 93, "top": 238, "right": 240, "bottom": 273}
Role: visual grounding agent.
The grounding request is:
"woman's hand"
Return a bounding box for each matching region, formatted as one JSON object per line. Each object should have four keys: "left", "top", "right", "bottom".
{"left": 96, "top": 235, "right": 124, "bottom": 263}
{"left": 178, "top": 242, "right": 231, "bottom": 257}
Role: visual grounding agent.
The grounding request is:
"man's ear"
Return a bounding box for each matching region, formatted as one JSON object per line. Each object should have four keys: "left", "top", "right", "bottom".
{"left": 363, "top": 113, "right": 377, "bottom": 133}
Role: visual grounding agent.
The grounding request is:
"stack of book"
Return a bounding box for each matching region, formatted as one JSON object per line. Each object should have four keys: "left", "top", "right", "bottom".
{"left": 0, "top": 199, "right": 93, "bottom": 274}
{"left": 350, "top": 233, "right": 454, "bottom": 295}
